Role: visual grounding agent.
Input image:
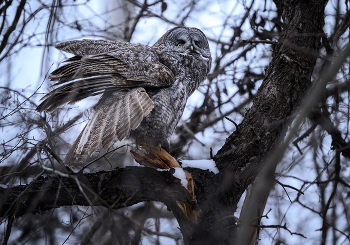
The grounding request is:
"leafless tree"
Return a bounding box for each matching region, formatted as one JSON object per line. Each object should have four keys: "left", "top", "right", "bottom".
{"left": 1, "top": 0, "right": 350, "bottom": 244}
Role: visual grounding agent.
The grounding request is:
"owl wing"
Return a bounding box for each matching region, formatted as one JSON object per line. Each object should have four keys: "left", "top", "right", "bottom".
{"left": 64, "top": 87, "right": 154, "bottom": 165}
{"left": 36, "top": 40, "right": 174, "bottom": 165}
{"left": 53, "top": 39, "right": 127, "bottom": 56}
{"left": 36, "top": 39, "right": 174, "bottom": 112}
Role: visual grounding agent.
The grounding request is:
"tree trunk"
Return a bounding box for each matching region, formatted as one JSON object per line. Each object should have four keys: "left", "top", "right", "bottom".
{"left": 191, "top": 0, "right": 326, "bottom": 244}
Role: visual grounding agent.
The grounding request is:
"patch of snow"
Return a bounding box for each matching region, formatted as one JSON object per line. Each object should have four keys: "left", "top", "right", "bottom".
{"left": 173, "top": 168, "right": 188, "bottom": 187}
{"left": 181, "top": 159, "right": 219, "bottom": 174}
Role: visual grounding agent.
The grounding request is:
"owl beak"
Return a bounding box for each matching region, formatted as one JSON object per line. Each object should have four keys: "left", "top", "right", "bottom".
{"left": 190, "top": 45, "right": 194, "bottom": 51}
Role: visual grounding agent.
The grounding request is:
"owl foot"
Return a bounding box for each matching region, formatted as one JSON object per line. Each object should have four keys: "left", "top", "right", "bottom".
{"left": 130, "top": 143, "right": 180, "bottom": 169}
{"left": 130, "top": 144, "right": 199, "bottom": 223}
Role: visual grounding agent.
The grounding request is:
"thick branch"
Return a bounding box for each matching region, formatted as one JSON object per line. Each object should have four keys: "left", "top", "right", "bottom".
{"left": 0, "top": 165, "right": 219, "bottom": 245}
{"left": 0, "top": 167, "right": 194, "bottom": 218}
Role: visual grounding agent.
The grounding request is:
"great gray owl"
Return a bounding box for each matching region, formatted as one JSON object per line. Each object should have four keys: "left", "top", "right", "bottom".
{"left": 36, "top": 27, "right": 211, "bottom": 166}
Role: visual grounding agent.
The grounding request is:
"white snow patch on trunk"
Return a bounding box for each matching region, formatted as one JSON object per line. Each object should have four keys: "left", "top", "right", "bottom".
{"left": 181, "top": 159, "right": 219, "bottom": 174}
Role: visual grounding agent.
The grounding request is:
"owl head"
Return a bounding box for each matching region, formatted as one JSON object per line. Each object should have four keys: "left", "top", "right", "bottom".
{"left": 153, "top": 27, "right": 212, "bottom": 69}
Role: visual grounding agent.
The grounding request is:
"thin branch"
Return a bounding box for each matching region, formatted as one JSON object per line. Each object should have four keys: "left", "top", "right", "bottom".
{"left": 275, "top": 179, "right": 304, "bottom": 203}
{"left": 0, "top": 0, "right": 26, "bottom": 55}
{"left": 292, "top": 122, "right": 318, "bottom": 155}
{"left": 256, "top": 223, "right": 306, "bottom": 238}
{"left": 241, "top": 39, "right": 276, "bottom": 45}
{"left": 224, "top": 116, "right": 238, "bottom": 128}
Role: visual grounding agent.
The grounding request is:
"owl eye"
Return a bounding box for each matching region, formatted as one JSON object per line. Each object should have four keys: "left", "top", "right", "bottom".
{"left": 177, "top": 40, "right": 186, "bottom": 46}
{"left": 194, "top": 41, "right": 201, "bottom": 46}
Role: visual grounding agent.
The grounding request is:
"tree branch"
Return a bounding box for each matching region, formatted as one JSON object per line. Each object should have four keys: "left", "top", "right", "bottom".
{"left": 0, "top": 166, "right": 198, "bottom": 219}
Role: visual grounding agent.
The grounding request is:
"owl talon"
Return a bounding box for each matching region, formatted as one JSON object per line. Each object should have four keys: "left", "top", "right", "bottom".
{"left": 130, "top": 143, "right": 199, "bottom": 223}
{"left": 133, "top": 143, "right": 181, "bottom": 169}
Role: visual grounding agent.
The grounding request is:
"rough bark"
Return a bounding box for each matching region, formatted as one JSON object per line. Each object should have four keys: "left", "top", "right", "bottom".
{"left": 211, "top": 0, "right": 326, "bottom": 243}
{"left": 0, "top": 167, "right": 195, "bottom": 218}
{"left": 0, "top": 1, "right": 328, "bottom": 244}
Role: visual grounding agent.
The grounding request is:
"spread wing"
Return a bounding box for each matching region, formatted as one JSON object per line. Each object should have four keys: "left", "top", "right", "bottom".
{"left": 36, "top": 39, "right": 174, "bottom": 112}
{"left": 36, "top": 39, "right": 174, "bottom": 165}
{"left": 64, "top": 88, "right": 154, "bottom": 166}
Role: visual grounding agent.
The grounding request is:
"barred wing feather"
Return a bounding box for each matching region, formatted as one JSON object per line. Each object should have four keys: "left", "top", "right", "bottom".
{"left": 63, "top": 88, "right": 154, "bottom": 166}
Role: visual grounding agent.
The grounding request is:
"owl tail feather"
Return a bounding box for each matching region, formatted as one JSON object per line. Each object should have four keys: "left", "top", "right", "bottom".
{"left": 64, "top": 88, "right": 154, "bottom": 166}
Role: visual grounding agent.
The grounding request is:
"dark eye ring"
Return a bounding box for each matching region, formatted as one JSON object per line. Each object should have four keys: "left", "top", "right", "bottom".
{"left": 194, "top": 41, "right": 200, "bottom": 46}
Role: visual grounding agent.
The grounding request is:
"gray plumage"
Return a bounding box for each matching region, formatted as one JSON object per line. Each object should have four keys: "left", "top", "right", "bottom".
{"left": 36, "top": 27, "right": 211, "bottom": 166}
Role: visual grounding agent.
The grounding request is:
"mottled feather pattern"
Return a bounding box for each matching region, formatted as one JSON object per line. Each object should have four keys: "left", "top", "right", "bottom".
{"left": 101, "top": 100, "right": 121, "bottom": 148}
{"left": 62, "top": 88, "right": 154, "bottom": 164}
{"left": 55, "top": 39, "right": 127, "bottom": 56}
{"left": 37, "top": 27, "right": 211, "bottom": 166}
